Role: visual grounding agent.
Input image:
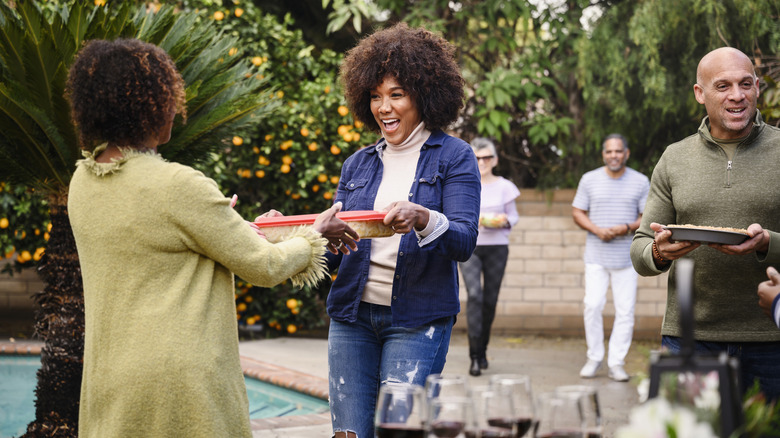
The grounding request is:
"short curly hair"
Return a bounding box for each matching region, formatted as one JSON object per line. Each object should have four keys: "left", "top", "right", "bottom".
{"left": 339, "top": 22, "right": 464, "bottom": 133}
{"left": 67, "top": 38, "right": 186, "bottom": 151}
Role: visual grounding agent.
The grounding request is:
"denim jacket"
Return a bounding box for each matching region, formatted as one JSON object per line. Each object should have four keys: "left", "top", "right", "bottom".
{"left": 326, "top": 130, "right": 481, "bottom": 328}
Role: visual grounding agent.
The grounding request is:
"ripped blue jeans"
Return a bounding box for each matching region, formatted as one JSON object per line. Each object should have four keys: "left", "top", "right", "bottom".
{"left": 328, "top": 301, "right": 453, "bottom": 438}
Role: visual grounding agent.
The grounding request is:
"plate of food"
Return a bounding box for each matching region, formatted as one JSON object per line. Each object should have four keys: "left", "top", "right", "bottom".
{"left": 663, "top": 224, "right": 750, "bottom": 245}
{"left": 253, "top": 210, "right": 394, "bottom": 243}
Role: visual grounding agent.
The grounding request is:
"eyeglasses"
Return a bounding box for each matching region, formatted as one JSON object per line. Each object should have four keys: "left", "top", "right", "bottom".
{"left": 476, "top": 156, "right": 495, "bottom": 162}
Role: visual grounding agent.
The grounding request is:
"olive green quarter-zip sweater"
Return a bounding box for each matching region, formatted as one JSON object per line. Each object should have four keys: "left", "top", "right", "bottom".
{"left": 631, "top": 114, "right": 780, "bottom": 342}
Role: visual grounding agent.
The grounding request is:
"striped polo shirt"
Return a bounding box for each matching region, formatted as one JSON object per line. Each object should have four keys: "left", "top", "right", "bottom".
{"left": 572, "top": 166, "right": 649, "bottom": 268}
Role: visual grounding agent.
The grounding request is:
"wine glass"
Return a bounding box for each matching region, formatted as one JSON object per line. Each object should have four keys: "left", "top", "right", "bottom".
{"left": 471, "top": 385, "right": 515, "bottom": 437}
{"left": 427, "top": 396, "right": 475, "bottom": 438}
{"left": 534, "top": 391, "right": 584, "bottom": 438}
{"left": 375, "top": 383, "right": 427, "bottom": 438}
{"left": 490, "top": 374, "right": 536, "bottom": 437}
{"left": 425, "top": 374, "right": 471, "bottom": 401}
{"left": 555, "top": 386, "right": 601, "bottom": 438}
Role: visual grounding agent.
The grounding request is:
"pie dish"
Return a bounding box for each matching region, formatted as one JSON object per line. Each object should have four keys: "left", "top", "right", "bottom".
{"left": 254, "top": 211, "right": 393, "bottom": 243}
{"left": 663, "top": 224, "right": 749, "bottom": 245}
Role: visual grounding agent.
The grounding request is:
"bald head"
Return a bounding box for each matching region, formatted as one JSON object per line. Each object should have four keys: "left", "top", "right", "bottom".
{"left": 693, "top": 47, "right": 759, "bottom": 139}
{"left": 696, "top": 47, "right": 756, "bottom": 85}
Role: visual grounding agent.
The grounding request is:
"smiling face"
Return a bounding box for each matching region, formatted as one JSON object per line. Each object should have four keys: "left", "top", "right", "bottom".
{"left": 370, "top": 75, "right": 422, "bottom": 144}
{"left": 602, "top": 137, "right": 628, "bottom": 175}
{"left": 694, "top": 48, "right": 759, "bottom": 140}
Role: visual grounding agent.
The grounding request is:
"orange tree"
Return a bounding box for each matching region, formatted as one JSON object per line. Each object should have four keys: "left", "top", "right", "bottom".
{"left": 178, "top": 0, "right": 378, "bottom": 336}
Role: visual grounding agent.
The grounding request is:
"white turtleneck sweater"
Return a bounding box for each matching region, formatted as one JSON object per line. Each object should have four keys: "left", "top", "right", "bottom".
{"left": 361, "top": 122, "right": 441, "bottom": 305}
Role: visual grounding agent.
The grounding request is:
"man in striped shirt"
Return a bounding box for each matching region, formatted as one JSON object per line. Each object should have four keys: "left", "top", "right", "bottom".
{"left": 572, "top": 134, "right": 650, "bottom": 381}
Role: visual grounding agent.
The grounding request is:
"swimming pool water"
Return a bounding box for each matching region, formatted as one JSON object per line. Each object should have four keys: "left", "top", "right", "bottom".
{"left": 0, "top": 356, "right": 328, "bottom": 438}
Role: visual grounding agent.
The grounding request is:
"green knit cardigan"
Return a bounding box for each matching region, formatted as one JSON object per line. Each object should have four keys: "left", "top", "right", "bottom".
{"left": 68, "top": 147, "right": 328, "bottom": 437}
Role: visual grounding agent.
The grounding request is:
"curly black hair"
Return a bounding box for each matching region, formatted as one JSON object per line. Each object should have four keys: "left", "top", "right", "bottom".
{"left": 67, "top": 38, "right": 186, "bottom": 151}
{"left": 339, "top": 22, "right": 465, "bottom": 133}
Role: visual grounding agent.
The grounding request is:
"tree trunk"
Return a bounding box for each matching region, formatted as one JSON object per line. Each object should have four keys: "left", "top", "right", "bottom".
{"left": 22, "top": 189, "right": 83, "bottom": 438}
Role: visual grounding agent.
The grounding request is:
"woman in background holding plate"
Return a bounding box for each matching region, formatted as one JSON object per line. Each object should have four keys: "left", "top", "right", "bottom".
{"left": 460, "top": 137, "right": 520, "bottom": 376}
{"left": 327, "top": 23, "right": 481, "bottom": 438}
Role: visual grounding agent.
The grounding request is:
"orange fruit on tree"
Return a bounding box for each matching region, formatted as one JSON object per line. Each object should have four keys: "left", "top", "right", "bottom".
{"left": 337, "top": 125, "right": 350, "bottom": 136}
{"left": 323, "top": 192, "right": 333, "bottom": 200}
{"left": 255, "top": 170, "right": 265, "bottom": 178}
{"left": 300, "top": 127, "right": 309, "bottom": 137}
{"left": 282, "top": 155, "right": 293, "bottom": 165}
{"left": 337, "top": 105, "right": 349, "bottom": 117}
{"left": 234, "top": 8, "right": 244, "bottom": 17}
{"left": 213, "top": 10, "right": 224, "bottom": 20}
{"left": 317, "top": 173, "right": 328, "bottom": 183}
{"left": 308, "top": 142, "right": 318, "bottom": 151}
{"left": 232, "top": 136, "right": 243, "bottom": 146}
{"left": 286, "top": 298, "right": 298, "bottom": 309}
{"left": 330, "top": 145, "right": 341, "bottom": 155}
{"left": 228, "top": 47, "right": 238, "bottom": 56}
{"left": 291, "top": 193, "right": 301, "bottom": 200}
{"left": 291, "top": 307, "right": 300, "bottom": 315}
{"left": 311, "top": 184, "right": 320, "bottom": 192}
{"left": 354, "top": 120, "right": 364, "bottom": 129}
{"left": 0, "top": 218, "right": 8, "bottom": 229}
{"left": 237, "top": 303, "right": 247, "bottom": 312}
{"left": 280, "top": 164, "right": 291, "bottom": 174}
{"left": 287, "top": 324, "right": 297, "bottom": 334}
{"left": 330, "top": 176, "right": 339, "bottom": 184}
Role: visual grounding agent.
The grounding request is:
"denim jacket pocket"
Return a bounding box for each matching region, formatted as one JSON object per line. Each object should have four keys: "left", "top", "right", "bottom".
{"left": 414, "top": 172, "right": 443, "bottom": 211}
{"left": 343, "top": 178, "right": 370, "bottom": 210}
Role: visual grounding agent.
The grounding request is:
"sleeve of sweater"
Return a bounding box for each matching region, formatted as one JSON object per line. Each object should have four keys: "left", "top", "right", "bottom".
{"left": 164, "top": 164, "right": 328, "bottom": 288}
{"left": 631, "top": 153, "right": 674, "bottom": 276}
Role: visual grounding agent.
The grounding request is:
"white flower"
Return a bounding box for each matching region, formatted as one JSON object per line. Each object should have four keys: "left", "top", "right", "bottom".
{"left": 616, "top": 398, "right": 717, "bottom": 438}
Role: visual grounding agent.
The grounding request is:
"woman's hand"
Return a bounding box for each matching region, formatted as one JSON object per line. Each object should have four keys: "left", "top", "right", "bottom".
{"left": 314, "top": 202, "right": 360, "bottom": 254}
{"left": 382, "top": 201, "right": 430, "bottom": 234}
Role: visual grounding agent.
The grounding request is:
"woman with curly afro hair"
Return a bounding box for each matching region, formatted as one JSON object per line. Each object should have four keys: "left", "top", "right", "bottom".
{"left": 326, "top": 23, "right": 480, "bottom": 438}
{"left": 66, "top": 39, "right": 356, "bottom": 438}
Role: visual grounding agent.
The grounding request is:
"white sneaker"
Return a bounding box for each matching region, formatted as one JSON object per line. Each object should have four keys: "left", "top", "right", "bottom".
{"left": 579, "top": 360, "right": 602, "bottom": 378}
{"left": 608, "top": 365, "right": 630, "bottom": 382}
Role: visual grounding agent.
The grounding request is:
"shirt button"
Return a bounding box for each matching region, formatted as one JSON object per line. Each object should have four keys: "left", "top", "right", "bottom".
{"left": 395, "top": 275, "right": 400, "bottom": 280}
{"left": 408, "top": 193, "right": 413, "bottom": 197}
{"left": 399, "top": 252, "right": 404, "bottom": 256}
{"left": 392, "top": 296, "right": 397, "bottom": 300}
{"left": 350, "top": 183, "right": 355, "bottom": 188}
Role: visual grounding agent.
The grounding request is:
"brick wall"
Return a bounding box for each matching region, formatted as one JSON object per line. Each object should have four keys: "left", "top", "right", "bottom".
{"left": 454, "top": 188, "right": 668, "bottom": 341}
{"left": 0, "top": 189, "right": 670, "bottom": 340}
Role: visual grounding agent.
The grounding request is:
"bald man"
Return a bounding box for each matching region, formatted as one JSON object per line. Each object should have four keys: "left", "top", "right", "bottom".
{"left": 630, "top": 47, "right": 780, "bottom": 401}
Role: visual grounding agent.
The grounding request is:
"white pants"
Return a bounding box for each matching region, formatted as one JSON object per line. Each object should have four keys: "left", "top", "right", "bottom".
{"left": 583, "top": 263, "right": 637, "bottom": 367}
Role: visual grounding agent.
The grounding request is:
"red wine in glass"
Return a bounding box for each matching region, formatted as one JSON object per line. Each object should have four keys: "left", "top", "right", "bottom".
{"left": 430, "top": 420, "right": 465, "bottom": 437}
{"left": 487, "top": 417, "right": 534, "bottom": 437}
{"left": 537, "top": 431, "right": 583, "bottom": 438}
{"left": 375, "top": 423, "right": 426, "bottom": 438}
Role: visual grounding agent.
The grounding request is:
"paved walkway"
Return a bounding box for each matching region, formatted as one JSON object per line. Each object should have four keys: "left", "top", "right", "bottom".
{"left": 242, "top": 332, "right": 655, "bottom": 437}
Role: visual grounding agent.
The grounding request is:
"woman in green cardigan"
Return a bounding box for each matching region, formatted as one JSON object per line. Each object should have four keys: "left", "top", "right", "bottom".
{"left": 66, "top": 38, "right": 357, "bottom": 438}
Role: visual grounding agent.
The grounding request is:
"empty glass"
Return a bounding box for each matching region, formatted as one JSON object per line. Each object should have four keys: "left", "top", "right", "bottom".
{"left": 555, "top": 386, "right": 601, "bottom": 438}
{"left": 427, "top": 396, "right": 475, "bottom": 438}
{"left": 534, "top": 391, "right": 584, "bottom": 438}
{"left": 490, "top": 374, "right": 536, "bottom": 437}
{"left": 375, "top": 383, "right": 427, "bottom": 438}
